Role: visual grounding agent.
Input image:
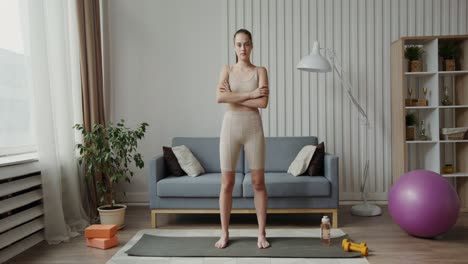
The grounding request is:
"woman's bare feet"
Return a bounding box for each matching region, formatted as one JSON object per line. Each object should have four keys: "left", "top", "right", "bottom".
{"left": 257, "top": 235, "right": 270, "bottom": 249}
{"left": 215, "top": 232, "right": 229, "bottom": 249}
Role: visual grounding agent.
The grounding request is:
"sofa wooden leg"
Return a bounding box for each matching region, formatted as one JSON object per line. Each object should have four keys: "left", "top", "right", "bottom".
{"left": 332, "top": 209, "right": 338, "bottom": 228}
{"left": 151, "top": 211, "right": 157, "bottom": 228}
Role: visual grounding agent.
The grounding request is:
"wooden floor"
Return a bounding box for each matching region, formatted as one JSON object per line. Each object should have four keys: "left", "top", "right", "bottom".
{"left": 7, "top": 205, "right": 468, "bottom": 264}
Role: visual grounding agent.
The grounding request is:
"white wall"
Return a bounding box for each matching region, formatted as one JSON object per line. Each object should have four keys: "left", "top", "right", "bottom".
{"left": 106, "top": 0, "right": 224, "bottom": 202}
{"left": 105, "top": 0, "right": 468, "bottom": 203}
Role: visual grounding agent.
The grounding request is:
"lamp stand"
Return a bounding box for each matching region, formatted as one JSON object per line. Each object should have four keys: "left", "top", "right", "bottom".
{"left": 324, "top": 49, "right": 382, "bottom": 217}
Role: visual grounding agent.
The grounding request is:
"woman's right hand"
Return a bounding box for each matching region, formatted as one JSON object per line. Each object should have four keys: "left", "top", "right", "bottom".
{"left": 219, "top": 80, "right": 231, "bottom": 92}
{"left": 250, "top": 85, "right": 269, "bottom": 99}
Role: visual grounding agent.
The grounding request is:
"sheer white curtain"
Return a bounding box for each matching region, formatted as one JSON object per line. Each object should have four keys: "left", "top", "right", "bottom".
{"left": 0, "top": 1, "right": 35, "bottom": 156}
{"left": 21, "top": 0, "right": 88, "bottom": 243}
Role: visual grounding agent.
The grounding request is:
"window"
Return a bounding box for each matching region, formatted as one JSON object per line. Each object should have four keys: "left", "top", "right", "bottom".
{"left": 0, "top": 0, "right": 36, "bottom": 157}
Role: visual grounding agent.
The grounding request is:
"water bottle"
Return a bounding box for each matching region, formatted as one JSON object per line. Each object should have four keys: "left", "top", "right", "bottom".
{"left": 321, "top": 215, "right": 331, "bottom": 246}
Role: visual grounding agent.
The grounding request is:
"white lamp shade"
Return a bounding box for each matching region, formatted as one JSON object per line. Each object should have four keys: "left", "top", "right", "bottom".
{"left": 296, "top": 41, "right": 331, "bottom": 73}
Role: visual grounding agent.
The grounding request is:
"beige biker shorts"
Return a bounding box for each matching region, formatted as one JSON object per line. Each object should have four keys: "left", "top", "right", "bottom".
{"left": 220, "top": 110, "right": 265, "bottom": 171}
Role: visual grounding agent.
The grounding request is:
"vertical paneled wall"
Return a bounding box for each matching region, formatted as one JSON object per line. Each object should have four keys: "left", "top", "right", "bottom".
{"left": 222, "top": 0, "right": 468, "bottom": 200}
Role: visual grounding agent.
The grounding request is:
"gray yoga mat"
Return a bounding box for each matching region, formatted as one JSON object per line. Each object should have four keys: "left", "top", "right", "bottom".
{"left": 125, "top": 234, "right": 362, "bottom": 258}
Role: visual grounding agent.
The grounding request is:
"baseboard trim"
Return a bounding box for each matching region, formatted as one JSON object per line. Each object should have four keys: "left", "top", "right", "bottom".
{"left": 340, "top": 200, "right": 388, "bottom": 205}
{"left": 121, "top": 192, "right": 148, "bottom": 203}
{"left": 124, "top": 200, "right": 388, "bottom": 207}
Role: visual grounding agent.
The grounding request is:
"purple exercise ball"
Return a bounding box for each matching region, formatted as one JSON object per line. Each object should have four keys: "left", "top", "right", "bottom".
{"left": 388, "top": 170, "right": 460, "bottom": 238}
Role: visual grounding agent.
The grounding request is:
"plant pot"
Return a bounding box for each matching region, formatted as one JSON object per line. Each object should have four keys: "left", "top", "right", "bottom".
{"left": 406, "top": 127, "right": 416, "bottom": 140}
{"left": 97, "top": 204, "right": 127, "bottom": 230}
{"left": 444, "top": 59, "right": 456, "bottom": 71}
{"left": 409, "top": 60, "right": 422, "bottom": 72}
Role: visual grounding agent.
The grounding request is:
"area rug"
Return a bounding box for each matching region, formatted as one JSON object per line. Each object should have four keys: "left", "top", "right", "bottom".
{"left": 107, "top": 228, "right": 370, "bottom": 264}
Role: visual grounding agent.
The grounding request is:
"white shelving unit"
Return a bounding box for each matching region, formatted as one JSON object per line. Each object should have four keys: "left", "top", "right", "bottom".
{"left": 405, "top": 106, "right": 437, "bottom": 110}
{"left": 439, "top": 70, "right": 468, "bottom": 76}
{"left": 439, "top": 105, "right": 468, "bottom": 108}
{"left": 404, "top": 72, "right": 437, "bottom": 77}
{"left": 391, "top": 35, "right": 468, "bottom": 212}
{"left": 442, "top": 172, "right": 468, "bottom": 177}
{"left": 405, "top": 140, "right": 438, "bottom": 144}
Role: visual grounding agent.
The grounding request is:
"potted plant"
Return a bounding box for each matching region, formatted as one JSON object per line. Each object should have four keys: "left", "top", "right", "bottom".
{"left": 74, "top": 120, "right": 149, "bottom": 228}
{"left": 439, "top": 42, "right": 459, "bottom": 71}
{"left": 406, "top": 113, "right": 418, "bottom": 141}
{"left": 405, "top": 45, "right": 424, "bottom": 72}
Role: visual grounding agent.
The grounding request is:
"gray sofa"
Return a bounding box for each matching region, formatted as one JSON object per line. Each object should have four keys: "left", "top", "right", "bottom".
{"left": 148, "top": 136, "right": 339, "bottom": 228}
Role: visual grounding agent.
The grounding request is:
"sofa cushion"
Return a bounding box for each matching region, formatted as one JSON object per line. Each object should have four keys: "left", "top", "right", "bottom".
{"left": 245, "top": 137, "right": 318, "bottom": 173}
{"left": 172, "top": 145, "right": 205, "bottom": 177}
{"left": 163, "top": 146, "right": 186, "bottom": 176}
{"left": 287, "top": 145, "right": 317, "bottom": 176}
{"left": 242, "top": 173, "right": 330, "bottom": 197}
{"left": 173, "top": 137, "right": 244, "bottom": 173}
{"left": 307, "top": 142, "right": 325, "bottom": 176}
{"left": 157, "top": 173, "right": 244, "bottom": 198}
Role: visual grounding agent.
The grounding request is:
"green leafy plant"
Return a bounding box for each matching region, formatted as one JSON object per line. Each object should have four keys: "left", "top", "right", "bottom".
{"left": 74, "top": 120, "right": 149, "bottom": 209}
{"left": 439, "top": 42, "right": 460, "bottom": 59}
{"left": 404, "top": 46, "right": 424, "bottom": 61}
{"left": 406, "top": 113, "right": 418, "bottom": 127}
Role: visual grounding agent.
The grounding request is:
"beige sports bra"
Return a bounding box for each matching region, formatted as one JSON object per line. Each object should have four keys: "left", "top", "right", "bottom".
{"left": 228, "top": 66, "right": 258, "bottom": 93}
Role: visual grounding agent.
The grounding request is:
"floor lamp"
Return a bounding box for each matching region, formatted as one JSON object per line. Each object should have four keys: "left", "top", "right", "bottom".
{"left": 297, "top": 41, "right": 382, "bottom": 217}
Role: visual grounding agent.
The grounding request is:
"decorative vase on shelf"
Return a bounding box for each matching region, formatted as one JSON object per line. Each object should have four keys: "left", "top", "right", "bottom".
{"left": 405, "top": 87, "right": 413, "bottom": 106}
{"left": 441, "top": 86, "right": 452, "bottom": 106}
{"left": 410, "top": 60, "right": 422, "bottom": 72}
{"left": 419, "top": 120, "right": 428, "bottom": 140}
{"left": 405, "top": 113, "right": 418, "bottom": 141}
{"left": 439, "top": 42, "right": 459, "bottom": 71}
{"left": 443, "top": 164, "right": 455, "bottom": 174}
{"left": 406, "top": 127, "right": 416, "bottom": 140}
{"left": 445, "top": 59, "right": 456, "bottom": 71}
{"left": 405, "top": 45, "right": 424, "bottom": 72}
{"left": 422, "top": 87, "right": 428, "bottom": 106}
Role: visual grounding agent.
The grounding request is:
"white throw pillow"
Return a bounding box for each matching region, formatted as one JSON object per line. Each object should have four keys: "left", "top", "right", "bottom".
{"left": 172, "top": 145, "right": 205, "bottom": 177}
{"left": 287, "top": 145, "right": 317, "bottom": 176}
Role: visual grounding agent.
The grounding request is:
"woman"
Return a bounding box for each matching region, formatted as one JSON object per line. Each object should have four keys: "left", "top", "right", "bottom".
{"left": 215, "top": 29, "right": 270, "bottom": 249}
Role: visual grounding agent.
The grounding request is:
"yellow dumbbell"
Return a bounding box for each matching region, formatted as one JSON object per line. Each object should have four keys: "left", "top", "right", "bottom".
{"left": 342, "top": 239, "right": 368, "bottom": 256}
{"left": 341, "top": 238, "right": 367, "bottom": 249}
